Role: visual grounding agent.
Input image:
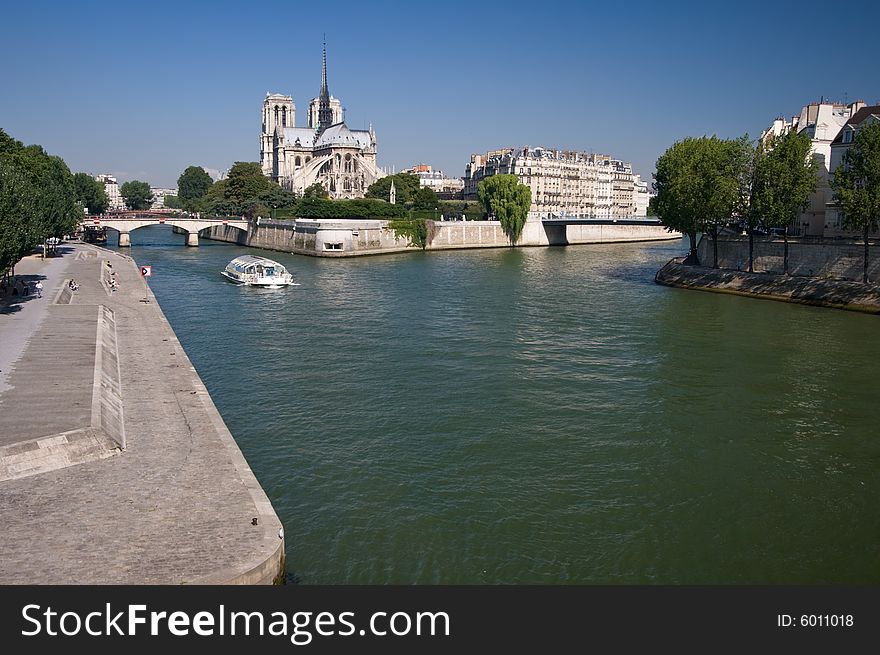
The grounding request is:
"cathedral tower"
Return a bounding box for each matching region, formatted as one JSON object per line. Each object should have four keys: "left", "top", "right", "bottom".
{"left": 317, "top": 41, "right": 334, "bottom": 134}
{"left": 261, "top": 93, "right": 295, "bottom": 177}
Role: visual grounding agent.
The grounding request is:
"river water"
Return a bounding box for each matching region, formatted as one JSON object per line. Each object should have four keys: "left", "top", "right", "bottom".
{"left": 117, "top": 226, "right": 879, "bottom": 584}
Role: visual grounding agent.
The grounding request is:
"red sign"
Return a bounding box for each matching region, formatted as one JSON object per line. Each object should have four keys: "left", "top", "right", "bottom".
{"left": 93, "top": 218, "right": 100, "bottom": 224}
{"left": 222, "top": 219, "right": 228, "bottom": 225}
{"left": 159, "top": 217, "right": 166, "bottom": 223}
{"left": 141, "top": 265, "right": 152, "bottom": 277}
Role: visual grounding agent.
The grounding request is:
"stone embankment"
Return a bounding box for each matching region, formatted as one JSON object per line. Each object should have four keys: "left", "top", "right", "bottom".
{"left": 0, "top": 243, "right": 285, "bottom": 584}
{"left": 204, "top": 218, "right": 679, "bottom": 257}
{"left": 655, "top": 258, "right": 880, "bottom": 314}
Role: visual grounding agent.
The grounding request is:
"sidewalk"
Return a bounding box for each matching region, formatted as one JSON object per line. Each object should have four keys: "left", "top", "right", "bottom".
{"left": 0, "top": 242, "right": 284, "bottom": 584}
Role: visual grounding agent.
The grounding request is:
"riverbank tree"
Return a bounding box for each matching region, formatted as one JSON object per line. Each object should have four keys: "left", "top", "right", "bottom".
{"left": 73, "top": 172, "right": 109, "bottom": 215}
{"left": 120, "top": 180, "right": 153, "bottom": 210}
{"left": 477, "top": 174, "right": 531, "bottom": 244}
{"left": 0, "top": 129, "right": 81, "bottom": 272}
{"left": 750, "top": 129, "right": 817, "bottom": 273}
{"left": 177, "top": 166, "right": 214, "bottom": 211}
{"left": 832, "top": 120, "right": 880, "bottom": 283}
{"left": 654, "top": 136, "right": 750, "bottom": 266}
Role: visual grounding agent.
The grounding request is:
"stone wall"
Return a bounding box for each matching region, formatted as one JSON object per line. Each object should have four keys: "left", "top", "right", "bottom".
{"left": 697, "top": 235, "right": 879, "bottom": 281}
{"left": 205, "top": 219, "right": 679, "bottom": 257}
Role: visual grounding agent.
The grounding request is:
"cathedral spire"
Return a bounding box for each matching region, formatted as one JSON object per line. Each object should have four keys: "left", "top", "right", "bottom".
{"left": 318, "top": 38, "right": 333, "bottom": 134}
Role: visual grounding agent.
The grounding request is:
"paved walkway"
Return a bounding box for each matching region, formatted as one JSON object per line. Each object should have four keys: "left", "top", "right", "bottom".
{"left": 0, "top": 243, "right": 283, "bottom": 583}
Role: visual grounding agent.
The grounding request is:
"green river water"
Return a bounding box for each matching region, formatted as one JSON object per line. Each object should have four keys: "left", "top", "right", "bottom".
{"left": 118, "top": 227, "right": 879, "bottom": 584}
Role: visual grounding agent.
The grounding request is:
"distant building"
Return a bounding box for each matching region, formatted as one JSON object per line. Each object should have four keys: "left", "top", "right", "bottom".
{"left": 260, "top": 45, "right": 383, "bottom": 199}
{"left": 633, "top": 174, "right": 650, "bottom": 217}
{"left": 464, "top": 146, "right": 639, "bottom": 219}
{"left": 150, "top": 187, "right": 178, "bottom": 209}
{"left": 826, "top": 104, "right": 880, "bottom": 235}
{"left": 760, "top": 100, "right": 866, "bottom": 236}
{"left": 94, "top": 174, "right": 124, "bottom": 211}
{"left": 402, "top": 164, "right": 464, "bottom": 199}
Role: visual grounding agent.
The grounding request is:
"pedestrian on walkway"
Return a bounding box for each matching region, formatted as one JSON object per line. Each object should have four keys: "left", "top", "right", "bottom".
{"left": 35, "top": 280, "right": 43, "bottom": 298}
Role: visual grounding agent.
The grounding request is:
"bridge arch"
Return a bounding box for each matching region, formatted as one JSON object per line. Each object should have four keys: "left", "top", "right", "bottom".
{"left": 84, "top": 216, "right": 249, "bottom": 247}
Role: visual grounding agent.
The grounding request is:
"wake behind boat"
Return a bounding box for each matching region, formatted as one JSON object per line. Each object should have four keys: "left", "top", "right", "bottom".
{"left": 221, "top": 255, "right": 298, "bottom": 288}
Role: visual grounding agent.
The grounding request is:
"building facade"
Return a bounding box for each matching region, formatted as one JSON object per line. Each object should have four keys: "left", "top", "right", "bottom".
{"left": 403, "top": 164, "right": 464, "bottom": 199}
{"left": 260, "top": 46, "right": 383, "bottom": 199}
{"left": 760, "top": 100, "right": 866, "bottom": 236}
{"left": 825, "top": 104, "right": 880, "bottom": 235}
{"left": 94, "top": 174, "right": 124, "bottom": 210}
{"left": 150, "top": 187, "right": 178, "bottom": 209}
{"left": 464, "top": 147, "right": 638, "bottom": 219}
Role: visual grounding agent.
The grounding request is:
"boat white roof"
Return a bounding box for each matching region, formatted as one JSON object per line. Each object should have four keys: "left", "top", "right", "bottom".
{"left": 229, "top": 255, "right": 286, "bottom": 267}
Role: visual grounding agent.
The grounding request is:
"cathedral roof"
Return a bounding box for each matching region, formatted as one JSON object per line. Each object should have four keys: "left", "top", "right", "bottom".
{"left": 282, "top": 127, "right": 317, "bottom": 148}
{"left": 314, "top": 123, "right": 372, "bottom": 150}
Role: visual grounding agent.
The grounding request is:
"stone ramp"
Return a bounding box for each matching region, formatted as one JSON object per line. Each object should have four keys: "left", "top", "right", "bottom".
{"left": 0, "top": 243, "right": 284, "bottom": 583}
{"left": 0, "top": 302, "right": 125, "bottom": 481}
{"left": 0, "top": 305, "right": 99, "bottom": 444}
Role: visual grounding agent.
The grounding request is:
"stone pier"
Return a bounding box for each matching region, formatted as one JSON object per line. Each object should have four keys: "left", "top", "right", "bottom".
{"left": 186, "top": 232, "right": 199, "bottom": 247}
{"left": 117, "top": 231, "right": 130, "bottom": 247}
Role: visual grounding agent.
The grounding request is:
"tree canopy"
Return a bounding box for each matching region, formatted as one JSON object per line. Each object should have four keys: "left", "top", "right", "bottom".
{"left": 73, "top": 172, "right": 109, "bottom": 215}
{"left": 120, "top": 180, "right": 153, "bottom": 210}
{"left": 177, "top": 166, "right": 214, "bottom": 210}
{"left": 0, "top": 128, "right": 81, "bottom": 271}
{"left": 477, "top": 174, "right": 532, "bottom": 244}
{"left": 198, "top": 162, "right": 292, "bottom": 218}
{"left": 653, "top": 136, "right": 750, "bottom": 264}
{"left": 303, "top": 182, "right": 329, "bottom": 199}
{"left": 366, "top": 174, "right": 420, "bottom": 203}
{"left": 832, "top": 120, "right": 880, "bottom": 282}
{"left": 750, "top": 129, "right": 817, "bottom": 272}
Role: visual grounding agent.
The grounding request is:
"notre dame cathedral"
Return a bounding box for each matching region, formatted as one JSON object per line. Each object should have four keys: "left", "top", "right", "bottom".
{"left": 260, "top": 45, "right": 384, "bottom": 199}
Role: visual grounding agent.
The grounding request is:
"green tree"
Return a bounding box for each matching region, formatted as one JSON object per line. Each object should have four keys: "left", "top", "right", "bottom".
{"left": 0, "top": 128, "right": 80, "bottom": 270}
{"left": 225, "top": 162, "right": 273, "bottom": 207}
{"left": 177, "top": 166, "right": 214, "bottom": 210}
{"left": 412, "top": 185, "right": 438, "bottom": 210}
{"left": 653, "top": 136, "right": 751, "bottom": 266}
{"left": 832, "top": 120, "right": 880, "bottom": 283}
{"left": 477, "top": 174, "right": 531, "bottom": 244}
{"left": 366, "top": 174, "right": 420, "bottom": 203}
{"left": 120, "top": 180, "right": 154, "bottom": 210}
{"left": 0, "top": 159, "right": 36, "bottom": 272}
{"left": 303, "top": 182, "right": 329, "bottom": 199}
{"left": 73, "top": 172, "right": 109, "bottom": 215}
{"left": 704, "top": 135, "right": 753, "bottom": 268}
{"left": 162, "top": 194, "right": 182, "bottom": 209}
{"left": 751, "top": 129, "right": 817, "bottom": 273}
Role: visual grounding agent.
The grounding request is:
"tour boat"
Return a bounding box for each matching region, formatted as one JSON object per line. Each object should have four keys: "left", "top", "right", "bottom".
{"left": 221, "top": 255, "right": 297, "bottom": 288}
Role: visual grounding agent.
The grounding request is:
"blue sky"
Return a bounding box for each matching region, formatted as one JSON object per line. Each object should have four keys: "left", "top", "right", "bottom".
{"left": 1, "top": 0, "right": 878, "bottom": 188}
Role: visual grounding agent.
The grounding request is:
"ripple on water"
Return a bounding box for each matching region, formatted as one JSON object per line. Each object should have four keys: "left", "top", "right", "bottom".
{"left": 122, "top": 228, "right": 880, "bottom": 584}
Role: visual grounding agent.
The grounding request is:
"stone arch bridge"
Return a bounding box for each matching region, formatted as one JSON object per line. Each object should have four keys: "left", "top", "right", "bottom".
{"left": 83, "top": 211, "right": 249, "bottom": 247}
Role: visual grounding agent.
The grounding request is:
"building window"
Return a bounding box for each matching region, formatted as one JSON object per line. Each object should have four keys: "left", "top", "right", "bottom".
{"left": 324, "top": 242, "right": 343, "bottom": 250}
{"left": 295, "top": 156, "right": 301, "bottom": 167}
{"left": 843, "top": 129, "right": 852, "bottom": 143}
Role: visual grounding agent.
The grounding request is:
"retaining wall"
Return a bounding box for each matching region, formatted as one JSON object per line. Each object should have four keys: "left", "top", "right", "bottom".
{"left": 697, "top": 235, "right": 880, "bottom": 281}
{"left": 205, "top": 219, "right": 679, "bottom": 257}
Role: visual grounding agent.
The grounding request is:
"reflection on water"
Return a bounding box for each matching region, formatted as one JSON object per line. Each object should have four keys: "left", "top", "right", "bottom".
{"left": 119, "top": 226, "right": 880, "bottom": 584}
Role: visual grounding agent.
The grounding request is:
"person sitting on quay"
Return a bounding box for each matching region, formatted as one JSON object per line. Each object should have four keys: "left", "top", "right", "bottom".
{"left": 68, "top": 279, "right": 79, "bottom": 291}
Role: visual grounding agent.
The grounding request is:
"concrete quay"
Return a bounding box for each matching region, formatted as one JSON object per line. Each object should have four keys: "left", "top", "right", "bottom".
{"left": 655, "top": 258, "right": 880, "bottom": 314}
{"left": 0, "top": 243, "right": 284, "bottom": 584}
{"left": 204, "top": 217, "right": 680, "bottom": 257}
